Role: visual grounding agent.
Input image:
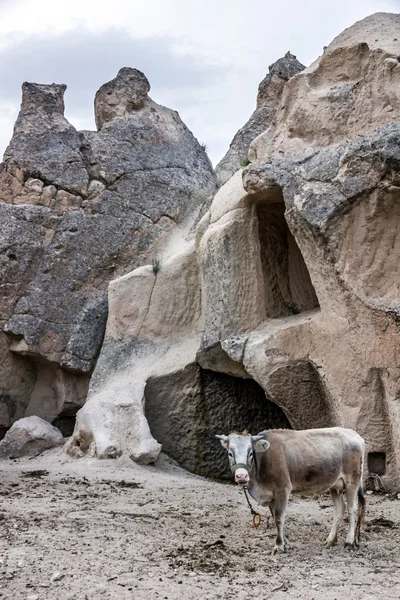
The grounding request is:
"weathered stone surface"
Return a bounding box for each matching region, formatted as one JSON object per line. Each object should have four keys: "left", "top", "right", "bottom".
{"left": 0, "top": 67, "right": 216, "bottom": 431}
{"left": 0, "top": 416, "right": 63, "bottom": 458}
{"left": 0, "top": 333, "right": 36, "bottom": 439}
{"left": 243, "top": 120, "right": 400, "bottom": 316}
{"left": 24, "top": 364, "right": 90, "bottom": 422}
{"left": 67, "top": 245, "right": 203, "bottom": 462}
{"left": 215, "top": 52, "right": 304, "bottom": 185}
{"left": 69, "top": 13, "right": 400, "bottom": 492}
{"left": 249, "top": 13, "right": 400, "bottom": 162}
{"left": 95, "top": 68, "right": 150, "bottom": 130}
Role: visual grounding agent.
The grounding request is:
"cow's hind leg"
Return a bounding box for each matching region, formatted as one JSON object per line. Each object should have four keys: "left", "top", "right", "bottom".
{"left": 344, "top": 484, "right": 359, "bottom": 548}
{"left": 272, "top": 490, "right": 290, "bottom": 555}
{"left": 268, "top": 499, "right": 275, "bottom": 519}
{"left": 325, "top": 488, "right": 344, "bottom": 547}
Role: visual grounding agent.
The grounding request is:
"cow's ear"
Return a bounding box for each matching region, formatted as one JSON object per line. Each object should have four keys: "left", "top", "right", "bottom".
{"left": 253, "top": 439, "right": 270, "bottom": 453}
{"left": 215, "top": 434, "right": 229, "bottom": 450}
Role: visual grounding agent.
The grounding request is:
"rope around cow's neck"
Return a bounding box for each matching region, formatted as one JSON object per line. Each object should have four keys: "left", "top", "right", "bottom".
{"left": 242, "top": 486, "right": 262, "bottom": 528}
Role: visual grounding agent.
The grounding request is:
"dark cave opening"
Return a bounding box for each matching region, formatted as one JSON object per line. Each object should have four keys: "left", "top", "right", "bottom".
{"left": 144, "top": 365, "right": 291, "bottom": 479}
{"left": 367, "top": 451, "right": 386, "bottom": 476}
{"left": 256, "top": 193, "right": 319, "bottom": 318}
{"left": 52, "top": 415, "right": 77, "bottom": 437}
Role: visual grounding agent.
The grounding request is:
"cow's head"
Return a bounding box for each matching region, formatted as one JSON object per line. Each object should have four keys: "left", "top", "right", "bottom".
{"left": 215, "top": 432, "right": 270, "bottom": 486}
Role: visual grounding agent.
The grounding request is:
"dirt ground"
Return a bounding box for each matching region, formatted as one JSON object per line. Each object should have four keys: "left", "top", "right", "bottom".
{"left": 1, "top": 449, "right": 400, "bottom": 600}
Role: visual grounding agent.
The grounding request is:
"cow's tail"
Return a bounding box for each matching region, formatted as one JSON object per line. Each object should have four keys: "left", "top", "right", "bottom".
{"left": 355, "top": 485, "right": 366, "bottom": 544}
{"left": 355, "top": 446, "right": 366, "bottom": 544}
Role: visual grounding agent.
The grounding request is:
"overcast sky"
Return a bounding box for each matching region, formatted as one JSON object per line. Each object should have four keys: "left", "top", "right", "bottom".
{"left": 1, "top": 0, "right": 399, "bottom": 165}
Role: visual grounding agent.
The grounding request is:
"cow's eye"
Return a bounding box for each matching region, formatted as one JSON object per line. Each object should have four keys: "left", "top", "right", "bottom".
{"left": 248, "top": 451, "right": 253, "bottom": 459}
{"left": 228, "top": 451, "right": 233, "bottom": 458}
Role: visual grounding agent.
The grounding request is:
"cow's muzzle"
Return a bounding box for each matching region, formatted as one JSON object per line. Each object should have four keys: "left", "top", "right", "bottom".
{"left": 231, "top": 463, "right": 250, "bottom": 486}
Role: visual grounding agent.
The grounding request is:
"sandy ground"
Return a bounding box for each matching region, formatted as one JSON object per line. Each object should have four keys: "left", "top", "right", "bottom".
{"left": 1, "top": 449, "right": 400, "bottom": 600}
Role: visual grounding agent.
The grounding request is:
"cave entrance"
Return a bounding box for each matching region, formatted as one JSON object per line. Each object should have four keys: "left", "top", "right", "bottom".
{"left": 51, "top": 415, "right": 77, "bottom": 437}
{"left": 144, "top": 365, "right": 291, "bottom": 479}
{"left": 256, "top": 191, "right": 319, "bottom": 317}
{"left": 367, "top": 451, "right": 386, "bottom": 476}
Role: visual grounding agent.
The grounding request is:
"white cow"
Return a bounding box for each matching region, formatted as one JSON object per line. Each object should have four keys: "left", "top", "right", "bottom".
{"left": 216, "top": 427, "right": 366, "bottom": 554}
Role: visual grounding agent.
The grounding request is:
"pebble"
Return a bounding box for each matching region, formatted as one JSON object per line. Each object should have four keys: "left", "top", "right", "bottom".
{"left": 50, "top": 572, "right": 64, "bottom": 583}
{"left": 27, "top": 595, "right": 39, "bottom": 600}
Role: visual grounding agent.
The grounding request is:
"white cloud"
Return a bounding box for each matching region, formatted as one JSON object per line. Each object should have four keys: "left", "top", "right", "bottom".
{"left": 0, "top": 0, "right": 399, "bottom": 164}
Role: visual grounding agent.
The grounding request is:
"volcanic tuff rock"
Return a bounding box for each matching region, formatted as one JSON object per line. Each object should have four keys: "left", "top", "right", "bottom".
{"left": 249, "top": 12, "right": 400, "bottom": 161}
{"left": 0, "top": 68, "right": 216, "bottom": 434}
{"left": 69, "top": 12, "right": 400, "bottom": 490}
{"left": 215, "top": 52, "right": 305, "bottom": 186}
{"left": 0, "top": 416, "right": 63, "bottom": 458}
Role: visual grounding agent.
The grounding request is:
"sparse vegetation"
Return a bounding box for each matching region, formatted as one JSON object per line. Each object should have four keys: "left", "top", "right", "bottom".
{"left": 200, "top": 142, "right": 208, "bottom": 152}
{"left": 241, "top": 158, "right": 250, "bottom": 167}
{"left": 152, "top": 258, "right": 161, "bottom": 274}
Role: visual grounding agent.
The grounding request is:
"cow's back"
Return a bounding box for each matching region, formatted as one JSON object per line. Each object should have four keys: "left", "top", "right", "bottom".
{"left": 256, "top": 427, "right": 365, "bottom": 494}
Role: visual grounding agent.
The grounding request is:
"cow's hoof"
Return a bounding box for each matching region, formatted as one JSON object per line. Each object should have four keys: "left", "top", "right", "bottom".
{"left": 272, "top": 546, "right": 286, "bottom": 555}
{"left": 344, "top": 541, "right": 357, "bottom": 550}
{"left": 324, "top": 539, "right": 337, "bottom": 548}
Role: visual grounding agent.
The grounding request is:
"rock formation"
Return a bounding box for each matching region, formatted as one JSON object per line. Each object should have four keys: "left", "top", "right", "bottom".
{"left": 0, "top": 68, "right": 216, "bottom": 435}
{"left": 0, "top": 416, "right": 63, "bottom": 458}
{"left": 215, "top": 52, "right": 305, "bottom": 186}
{"left": 68, "top": 13, "right": 400, "bottom": 491}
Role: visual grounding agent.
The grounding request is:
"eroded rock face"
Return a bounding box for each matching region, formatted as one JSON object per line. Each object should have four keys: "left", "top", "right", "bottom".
{"left": 249, "top": 13, "right": 400, "bottom": 161}
{"left": 0, "top": 68, "right": 216, "bottom": 432}
{"left": 215, "top": 52, "right": 305, "bottom": 185}
{"left": 95, "top": 68, "right": 150, "bottom": 129}
{"left": 0, "top": 416, "right": 63, "bottom": 458}
{"left": 67, "top": 244, "right": 202, "bottom": 462}
{"left": 69, "top": 13, "right": 400, "bottom": 491}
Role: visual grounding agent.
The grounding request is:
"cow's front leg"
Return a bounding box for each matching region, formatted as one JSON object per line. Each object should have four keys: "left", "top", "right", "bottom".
{"left": 272, "top": 489, "right": 290, "bottom": 555}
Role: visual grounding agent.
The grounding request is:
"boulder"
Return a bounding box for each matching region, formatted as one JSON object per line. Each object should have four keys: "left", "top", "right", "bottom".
{"left": 0, "top": 67, "right": 216, "bottom": 432}
{"left": 0, "top": 416, "right": 63, "bottom": 458}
